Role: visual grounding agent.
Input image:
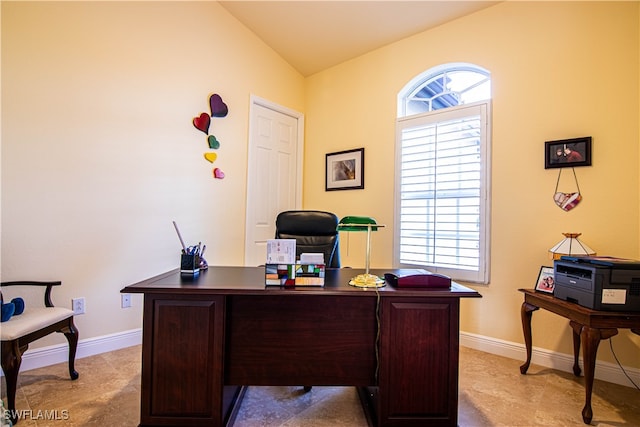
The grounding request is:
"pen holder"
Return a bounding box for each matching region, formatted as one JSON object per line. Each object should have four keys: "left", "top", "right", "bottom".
{"left": 180, "top": 253, "right": 200, "bottom": 275}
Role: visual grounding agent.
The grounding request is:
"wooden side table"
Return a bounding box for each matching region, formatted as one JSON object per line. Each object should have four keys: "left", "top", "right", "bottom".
{"left": 518, "top": 289, "right": 640, "bottom": 424}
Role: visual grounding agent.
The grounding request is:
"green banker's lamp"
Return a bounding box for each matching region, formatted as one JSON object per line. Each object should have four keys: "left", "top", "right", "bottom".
{"left": 337, "top": 216, "right": 386, "bottom": 288}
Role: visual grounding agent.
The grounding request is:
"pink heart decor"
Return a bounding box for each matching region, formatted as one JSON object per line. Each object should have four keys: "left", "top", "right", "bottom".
{"left": 209, "top": 94, "right": 228, "bottom": 118}
{"left": 193, "top": 113, "right": 210, "bottom": 134}
{"left": 213, "top": 168, "right": 225, "bottom": 179}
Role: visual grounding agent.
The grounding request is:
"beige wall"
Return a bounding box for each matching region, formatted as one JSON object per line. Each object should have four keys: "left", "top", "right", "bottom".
{"left": 304, "top": 1, "right": 639, "bottom": 368}
{"left": 2, "top": 1, "right": 639, "bottom": 371}
{"left": 1, "top": 1, "right": 304, "bottom": 346}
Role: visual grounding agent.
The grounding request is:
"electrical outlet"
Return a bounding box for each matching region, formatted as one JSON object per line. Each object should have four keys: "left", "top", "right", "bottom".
{"left": 121, "top": 293, "right": 131, "bottom": 308}
{"left": 72, "top": 297, "right": 85, "bottom": 315}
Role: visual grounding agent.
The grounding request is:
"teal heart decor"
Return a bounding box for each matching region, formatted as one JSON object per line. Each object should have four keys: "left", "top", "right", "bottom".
{"left": 208, "top": 135, "right": 220, "bottom": 149}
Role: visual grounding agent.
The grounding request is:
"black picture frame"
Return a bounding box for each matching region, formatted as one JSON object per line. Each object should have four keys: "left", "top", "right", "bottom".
{"left": 544, "top": 136, "right": 592, "bottom": 169}
{"left": 535, "top": 266, "right": 555, "bottom": 294}
{"left": 325, "top": 148, "right": 364, "bottom": 191}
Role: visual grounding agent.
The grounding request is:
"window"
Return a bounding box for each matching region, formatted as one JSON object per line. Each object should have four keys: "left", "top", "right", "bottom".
{"left": 395, "top": 64, "right": 491, "bottom": 283}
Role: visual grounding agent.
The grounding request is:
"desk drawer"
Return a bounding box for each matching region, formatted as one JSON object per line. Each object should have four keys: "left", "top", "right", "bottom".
{"left": 225, "top": 295, "right": 377, "bottom": 386}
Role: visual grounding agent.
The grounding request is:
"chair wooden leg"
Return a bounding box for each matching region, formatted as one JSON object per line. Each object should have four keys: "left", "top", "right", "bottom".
{"left": 60, "top": 318, "right": 79, "bottom": 380}
{"left": 1, "top": 340, "right": 28, "bottom": 425}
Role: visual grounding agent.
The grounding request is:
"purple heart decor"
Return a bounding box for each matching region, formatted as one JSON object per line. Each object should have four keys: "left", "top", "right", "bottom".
{"left": 209, "top": 94, "right": 229, "bottom": 118}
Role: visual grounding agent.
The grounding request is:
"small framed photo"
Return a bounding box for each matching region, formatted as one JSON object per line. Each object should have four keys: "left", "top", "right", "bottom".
{"left": 535, "top": 266, "right": 555, "bottom": 294}
{"left": 325, "top": 148, "right": 364, "bottom": 191}
{"left": 544, "top": 136, "right": 592, "bottom": 169}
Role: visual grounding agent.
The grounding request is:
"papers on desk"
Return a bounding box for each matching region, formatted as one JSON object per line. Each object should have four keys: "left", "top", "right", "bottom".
{"left": 300, "top": 253, "right": 324, "bottom": 264}
{"left": 266, "top": 239, "right": 296, "bottom": 264}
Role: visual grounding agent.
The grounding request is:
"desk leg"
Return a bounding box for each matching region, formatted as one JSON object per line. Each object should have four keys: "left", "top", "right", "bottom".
{"left": 519, "top": 302, "right": 539, "bottom": 374}
{"left": 569, "top": 321, "right": 582, "bottom": 376}
{"left": 578, "top": 325, "right": 618, "bottom": 424}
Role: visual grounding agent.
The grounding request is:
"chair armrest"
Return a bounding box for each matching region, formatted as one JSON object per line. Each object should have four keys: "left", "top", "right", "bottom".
{"left": 0, "top": 281, "right": 62, "bottom": 307}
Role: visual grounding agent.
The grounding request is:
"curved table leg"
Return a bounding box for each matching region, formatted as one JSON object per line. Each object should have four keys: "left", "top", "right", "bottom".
{"left": 569, "top": 321, "right": 583, "bottom": 376}
{"left": 520, "top": 302, "right": 539, "bottom": 374}
{"left": 579, "top": 326, "right": 618, "bottom": 424}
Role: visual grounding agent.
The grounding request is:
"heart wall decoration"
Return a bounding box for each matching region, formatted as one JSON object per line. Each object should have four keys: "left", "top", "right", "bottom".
{"left": 191, "top": 92, "right": 229, "bottom": 179}
{"left": 554, "top": 192, "right": 581, "bottom": 211}
{"left": 208, "top": 135, "right": 220, "bottom": 149}
{"left": 210, "top": 94, "right": 229, "bottom": 118}
{"left": 204, "top": 152, "right": 218, "bottom": 163}
{"left": 553, "top": 168, "right": 582, "bottom": 211}
{"left": 193, "top": 113, "right": 210, "bottom": 134}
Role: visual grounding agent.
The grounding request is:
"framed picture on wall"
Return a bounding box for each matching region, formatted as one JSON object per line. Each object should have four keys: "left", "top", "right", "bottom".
{"left": 325, "top": 148, "right": 364, "bottom": 191}
{"left": 544, "top": 136, "right": 592, "bottom": 169}
{"left": 535, "top": 266, "right": 555, "bottom": 294}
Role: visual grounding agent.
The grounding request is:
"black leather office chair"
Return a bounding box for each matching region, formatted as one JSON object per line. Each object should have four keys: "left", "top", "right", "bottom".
{"left": 275, "top": 210, "right": 340, "bottom": 392}
{"left": 275, "top": 210, "right": 341, "bottom": 268}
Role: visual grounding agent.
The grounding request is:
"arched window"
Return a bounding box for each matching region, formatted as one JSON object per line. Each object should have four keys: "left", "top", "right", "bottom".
{"left": 394, "top": 63, "right": 491, "bottom": 283}
{"left": 398, "top": 63, "right": 491, "bottom": 116}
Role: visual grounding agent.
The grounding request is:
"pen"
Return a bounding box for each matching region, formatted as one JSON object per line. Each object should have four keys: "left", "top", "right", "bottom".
{"left": 172, "top": 221, "right": 188, "bottom": 254}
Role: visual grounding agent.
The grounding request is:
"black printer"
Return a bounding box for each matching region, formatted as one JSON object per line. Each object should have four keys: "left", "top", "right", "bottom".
{"left": 554, "top": 256, "right": 640, "bottom": 312}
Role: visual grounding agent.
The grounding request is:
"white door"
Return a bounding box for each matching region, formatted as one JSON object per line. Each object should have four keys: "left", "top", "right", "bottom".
{"left": 244, "top": 96, "right": 303, "bottom": 266}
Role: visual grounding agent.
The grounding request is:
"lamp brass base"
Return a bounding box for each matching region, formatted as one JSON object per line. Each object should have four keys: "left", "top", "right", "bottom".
{"left": 348, "top": 273, "right": 385, "bottom": 288}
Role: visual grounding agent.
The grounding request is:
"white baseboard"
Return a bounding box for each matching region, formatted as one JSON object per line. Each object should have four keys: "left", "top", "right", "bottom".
{"left": 0, "top": 328, "right": 142, "bottom": 376}
{"left": 3, "top": 328, "right": 637, "bottom": 389}
{"left": 460, "top": 331, "right": 640, "bottom": 388}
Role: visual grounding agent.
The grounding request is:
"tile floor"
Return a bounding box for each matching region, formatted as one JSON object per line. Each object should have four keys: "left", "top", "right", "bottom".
{"left": 2, "top": 345, "right": 639, "bottom": 426}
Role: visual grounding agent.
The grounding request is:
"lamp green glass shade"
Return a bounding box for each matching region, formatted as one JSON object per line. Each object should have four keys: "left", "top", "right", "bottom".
{"left": 337, "top": 216, "right": 379, "bottom": 232}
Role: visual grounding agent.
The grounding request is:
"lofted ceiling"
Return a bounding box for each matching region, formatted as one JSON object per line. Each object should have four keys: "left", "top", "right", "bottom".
{"left": 219, "top": 1, "right": 499, "bottom": 76}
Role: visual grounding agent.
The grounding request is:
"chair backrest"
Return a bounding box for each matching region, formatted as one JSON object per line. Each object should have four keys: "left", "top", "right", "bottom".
{"left": 275, "top": 210, "right": 341, "bottom": 268}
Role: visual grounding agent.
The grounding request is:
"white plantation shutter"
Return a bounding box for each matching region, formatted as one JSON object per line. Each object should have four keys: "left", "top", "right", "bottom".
{"left": 395, "top": 102, "right": 490, "bottom": 283}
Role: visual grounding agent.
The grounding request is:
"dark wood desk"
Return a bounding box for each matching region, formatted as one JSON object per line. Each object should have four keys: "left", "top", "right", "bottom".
{"left": 518, "top": 289, "right": 640, "bottom": 424}
{"left": 122, "top": 266, "right": 481, "bottom": 427}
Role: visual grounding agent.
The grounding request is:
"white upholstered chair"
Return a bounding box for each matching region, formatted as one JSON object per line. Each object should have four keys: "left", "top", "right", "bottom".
{"left": 1, "top": 281, "right": 79, "bottom": 425}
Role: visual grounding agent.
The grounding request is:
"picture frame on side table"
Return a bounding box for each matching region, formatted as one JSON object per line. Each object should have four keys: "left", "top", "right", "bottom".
{"left": 535, "top": 266, "right": 555, "bottom": 294}
{"left": 325, "top": 148, "right": 364, "bottom": 191}
{"left": 544, "top": 136, "right": 592, "bottom": 169}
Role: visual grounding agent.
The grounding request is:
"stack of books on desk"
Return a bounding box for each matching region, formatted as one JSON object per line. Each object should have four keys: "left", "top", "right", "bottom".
{"left": 264, "top": 245, "right": 325, "bottom": 287}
